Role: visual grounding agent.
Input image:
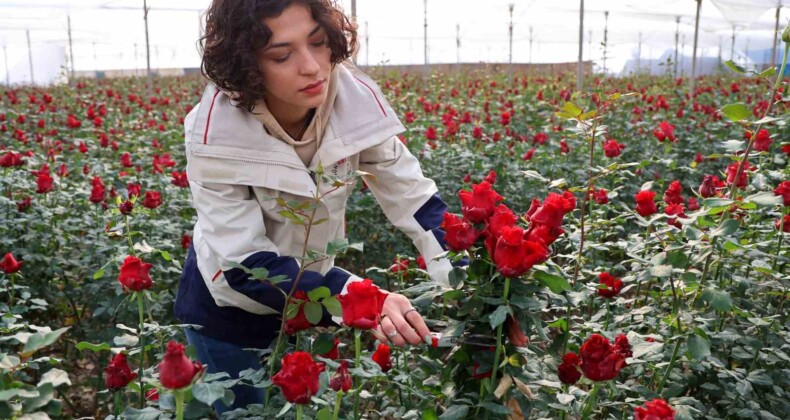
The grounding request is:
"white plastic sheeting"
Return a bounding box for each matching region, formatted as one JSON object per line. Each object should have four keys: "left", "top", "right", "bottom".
{"left": 0, "top": 0, "right": 787, "bottom": 85}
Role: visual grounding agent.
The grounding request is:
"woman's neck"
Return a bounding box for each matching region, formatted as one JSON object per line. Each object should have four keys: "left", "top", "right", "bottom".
{"left": 265, "top": 98, "right": 313, "bottom": 135}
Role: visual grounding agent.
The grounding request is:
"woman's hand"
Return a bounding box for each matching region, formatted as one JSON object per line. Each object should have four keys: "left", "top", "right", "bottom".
{"left": 371, "top": 293, "right": 431, "bottom": 347}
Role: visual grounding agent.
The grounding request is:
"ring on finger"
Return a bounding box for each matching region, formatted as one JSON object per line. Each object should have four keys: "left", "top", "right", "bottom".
{"left": 403, "top": 307, "right": 419, "bottom": 317}
{"left": 386, "top": 330, "right": 399, "bottom": 338}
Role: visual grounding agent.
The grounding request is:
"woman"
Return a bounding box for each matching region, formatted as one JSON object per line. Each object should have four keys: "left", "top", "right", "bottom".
{"left": 173, "top": 0, "right": 454, "bottom": 414}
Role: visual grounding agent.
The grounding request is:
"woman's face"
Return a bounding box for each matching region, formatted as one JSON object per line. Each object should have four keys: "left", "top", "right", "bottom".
{"left": 257, "top": 4, "right": 333, "bottom": 116}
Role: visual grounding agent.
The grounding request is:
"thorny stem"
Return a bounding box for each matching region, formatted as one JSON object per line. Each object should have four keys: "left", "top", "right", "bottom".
{"left": 572, "top": 114, "right": 600, "bottom": 287}
{"left": 489, "top": 276, "right": 511, "bottom": 392}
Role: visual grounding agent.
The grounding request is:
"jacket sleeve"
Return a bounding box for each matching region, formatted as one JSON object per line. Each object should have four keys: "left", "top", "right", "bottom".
{"left": 189, "top": 179, "right": 363, "bottom": 316}
{"left": 358, "top": 136, "right": 456, "bottom": 286}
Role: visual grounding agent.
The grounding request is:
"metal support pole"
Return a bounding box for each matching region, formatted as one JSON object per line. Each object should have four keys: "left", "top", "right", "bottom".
{"left": 423, "top": 0, "right": 428, "bottom": 80}
{"left": 637, "top": 32, "right": 642, "bottom": 74}
{"left": 365, "top": 21, "right": 369, "bottom": 66}
{"left": 509, "top": 3, "right": 514, "bottom": 82}
{"left": 3, "top": 44, "right": 9, "bottom": 85}
{"left": 674, "top": 16, "right": 680, "bottom": 76}
{"left": 93, "top": 41, "right": 97, "bottom": 74}
{"left": 730, "top": 25, "right": 736, "bottom": 61}
{"left": 456, "top": 23, "right": 460, "bottom": 64}
{"left": 690, "top": 0, "right": 701, "bottom": 94}
{"left": 772, "top": 2, "right": 780, "bottom": 68}
{"left": 577, "top": 0, "right": 584, "bottom": 92}
{"left": 529, "top": 26, "right": 533, "bottom": 64}
{"left": 351, "top": 0, "right": 357, "bottom": 64}
{"left": 26, "top": 29, "right": 34, "bottom": 85}
{"left": 603, "top": 10, "right": 609, "bottom": 75}
{"left": 67, "top": 15, "right": 75, "bottom": 82}
{"left": 588, "top": 29, "right": 592, "bottom": 62}
{"left": 143, "top": 0, "right": 152, "bottom": 81}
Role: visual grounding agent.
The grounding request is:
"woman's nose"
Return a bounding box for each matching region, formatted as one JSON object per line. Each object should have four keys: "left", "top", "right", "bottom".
{"left": 299, "top": 50, "right": 321, "bottom": 76}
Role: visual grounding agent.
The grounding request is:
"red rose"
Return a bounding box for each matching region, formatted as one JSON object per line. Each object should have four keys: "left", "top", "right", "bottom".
{"left": 687, "top": 197, "right": 700, "bottom": 211}
{"left": 634, "top": 398, "right": 675, "bottom": 420}
{"left": 181, "top": 234, "right": 192, "bottom": 250}
{"left": 284, "top": 291, "right": 312, "bottom": 335}
{"left": 522, "top": 148, "right": 536, "bottom": 161}
{"left": 525, "top": 224, "right": 565, "bottom": 247}
{"left": 329, "top": 360, "right": 353, "bottom": 392}
{"left": 272, "top": 351, "right": 325, "bottom": 404}
{"left": 557, "top": 352, "right": 582, "bottom": 384}
{"left": 0, "top": 253, "right": 23, "bottom": 274}
{"left": 389, "top": 257, "right": 409, "bottom": 273}
{"left": 486, "top": 204, "right": 517, "bottom": 238}
{"left": 662, "top": 181, "right": 684, "bottom": 205}
{"left": 725, "top": 162, "right": 753, "bottom": 189}
{"left": 752, "top": 129, "right": 771, "bottom": 152}
{"left": 415, "top": 256, "right": 427, "bottom": 270}
{"left": 529, "top": 191, "right": 576, "bottom": 229}
{"left": 773, "top": 181, "right": 790, "bottom": 207}
{"left": 142, "top": 191, "right": 162, "bottom": 209}
{"left": 105, "top": 352, "right": 138, "bottom": 391}
{"left": 614, "top": 334, "right": 632, "bottom": 359}
{"left": 458, "top": 181, "right": 503, "bottom": 224}
{"left": 36, "top": 172, "right": 54, "bottom": 194}
{"left": 506, "top": 315, "right": 528, "bottom": 347}
{"left": 127, "top": 183, "right": 142, "bottom": 197}
{"left": 158, "top": 341, "right": 203, "bottom": 389}
{"left": 602, "top": 139, "right": 625, "bottom": 158}
{"left": 171, "top": 171, "right": 189, "bottom": 188}
{"left": 471, "top": 361, "right": 492, "bottom": 379}
{"left": 16, "top": 197, "right": 31, "bottom": 212}
{"left": 694, "top": 153, "right": 704, "bottom": 164}
{"left": 483, "top": 170, "right": 497, "bottom": 185}
{"left": 635, "top": 190, "right": 657, "bottom": 217}
{"left": 665, "top": 203, "right": 687, "bottom": 228}
{"left": 145, "top": 388, "right": 159, "bottom": 401}
{"left": 337, "top": 279, "right": 387, "bottom": 330}
{"left": 598, "top": 272, "right": 623, "bottom": 298}
{"left": 119, "top": 200, "right": 134, "bottom": 215}
{"left": 320, "top": 339, "right": 340, "bottom": 360}
{"left": 493, "top": 225, "right": 548, "bottom": 278}
{"left": 120, "top": 152, "right": 133, "bottom": 168}
{"left": 580, "top": 334, "right": 626, "bottom": 381}
{"left": 652, "top": 121, "right": 676, "bottom": 142}
{"left": 777, "top": 214, "right": 790, "bottom": 232}
{"left": 118, "top": 255, "right": 153, "bottom": 292}
{"left": 441, "top": 212, "right": 479, "bottom": 252}
{"left": 372, "top": 343, "right": 392, "bottom": 372}
{"left": 698, "top": 175, "right": 724, "bottom": 198}
{"left": 593, "top": 188, "right": 608, "bottom": 205}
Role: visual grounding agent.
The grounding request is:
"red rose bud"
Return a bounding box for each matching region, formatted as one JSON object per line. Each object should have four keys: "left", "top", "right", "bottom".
{"left": 557, "top": 352, "right": 582, "bottom": 385}
{"left": 597, "top": 272, "right": 623, "bottom": 298}
{"left": 0, "top": 253, "right": 23, "bottom": 274}
{"left": 145, "top": 388, "right": 160, "bottom": 401}
{"left": 635, "top": 190, "right": 657, "bottom": 217}
{"left": 119, "top": 200, "right": 134, "bottom": 215}
{"left": 662, "top": 180, "right": 684, "bottom": 205}
{"left": 329, "top": 360, "right": 353, "bottom": 392}
{"left": 602, "top": 139, "right": 625, "bottom": 158}
{"left": 441, "top": 212, "right": 479, "bottom": 251}
{"left": 652, "top": 121, "right": 677, "bottom": 142}
{"left": 416, "top": 255, "right": 427, "bottom": 270}
{"left": 506, "top": 315, "right": 528, "bottom": 347}
{"left": 284, "top": 291, "right": 312, "bottom": 335}
{"left": 777, "top": 215, "right": 790, "bottom": 233}
{"left": 158, "top": 341, "right": 203, "bottom": 389}
{"left": 725, "top": 161, "right": 753, "bottom": 189}
{"left": 181, "top": 234, "right": 192, "bottom": 250}
{"left": 687, "top": 197, "right": 700, "bottom": 211}
{"left": 372, "top": 343, "right": 393, "bottom": 372}
{"left": 142, "top": 191, "right": 162, "bottom": 209}
{"left": 320, "top": 339, "right": 340, "bottom": 360}
{"left": 773, "top": 181, "right": 790, "bottom": 207}
{"left": 614, "top": 334, "right": 632, "bottom": 360}
{"left": 389, "top": 257, "right": 409, "bottom": 273}
{"left": 337, "top": 279, "right": 387, "bottom": 330}
{"left": 458, "top": 181, "right": 503, "bottom": 224}
{"left": 483, "top": 169, "right": 497, "bottom": 185}
{"left": 580, "top": 334, "right": 626, "bottom": 381}
{"left": 272, "top": 351, "right": 325, "bottom": 404}
{"left": 634, "top": 398, "right": 676, "bottom": 420}
{"left": 36, "top": 172, "right": 54, "bottom": 194}
{"left": 118, "top": 255, "right": 153, "bottom": 292}
{"left": 698, "top": 175, "right": 723, "bottom": 198}
{"left": 593, "top": 188, "right": 608, "bottom": 204}
{"left": 752, "top": 129, "right": 771, "bottom": 152}
{"left": 105, "top": 352, "right": 138, "bottom": 391}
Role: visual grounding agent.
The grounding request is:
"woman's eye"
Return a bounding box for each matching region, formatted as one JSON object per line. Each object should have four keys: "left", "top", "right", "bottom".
{"left": 274, "top": 54, "right": 290, "bottom": 63}
{"left": 311, "top": 40, "right": 326, "bottom": 47}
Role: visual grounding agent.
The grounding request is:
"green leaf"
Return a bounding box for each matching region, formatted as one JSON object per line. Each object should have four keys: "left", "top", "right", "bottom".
{"left": 312, "top": 332, "right": 336, "bottom": 355}
{"left": 743, "top": 192, "right": 783, "bottom": 207}
{"left": 316, "top": 407, "right": 333, "bottom": 420}
{"left": 75, "top": 341, "right": 111, "bottom": 352}
{"left": 322, "top": 297, "right": 342, "bottom": 317}
{"left": 21, "top": 327, "right": 70, "bottom": 357}
{"left": 710, "top": 219, "right": 739, "bottom": 237}
{"left": 448, "top": 267, "right": 467, "bottom": 289}
{"left": 160, "top": 250, "right": 172, "bottom": 261}
{"left": 667, "top": 251, "right": 689, "bottom": 269}
{"left": 304, "top": 301, "right": 323, "bottom": 325}
{"left": 37, "top": 368, "right": 71, "bottom": 388}
{"left": 687, "top": 333, "right": 711, "bottom": 361}
{"left": 307, "top": 286, "right": 331, "bottom": 302}
{"left": 649, "top": 265, "right": 673, "bottom": 278}
{"left": 120, "top": 407, "right": 163, "bottom": 420}
{"left": 21, "top": 383, "right": 53, "bottom": 413}
{"left": 439, "top": 405, "right": 470, "bottom": 420}
{"left": 719, "top": 103, "right": 751, "bottom": 122}
{"left": 555, "top": 102, "right": 583, "bottom": 119}
{"left": 724, "top": 60, "right": 747, "bottom": 74}
{"left": 92, "top": 268, "right": 105, "bottom": 280}
{"left": 702, "top": 198, "right": 734, "bottom": 207}
{"left": 489, "top": 305, "right": 511, "bottom": 329}
{"left": 701, "top": 288, "right": 733, "bottom": 312}
{"left": 278, "top": 210, "right": 305, "bottom": 225}
{"left": 758, "top": 67, "right": 776, "bottom": 77}
{"left": 478, "top": 402, "right": 510, "bottom": 415}
{"left": 192, "top": 382, "right": 230, "bottom": 406}
{"left": 533, "top": 270, "right": 571, "bottom": 294}
{"left": 285, "top": 302, "right": 300, "bottom": 320}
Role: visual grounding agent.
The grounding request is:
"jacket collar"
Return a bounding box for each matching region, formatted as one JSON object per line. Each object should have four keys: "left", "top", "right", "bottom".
{"left": 188, "top": 61, "right": 405, "bottom": 172}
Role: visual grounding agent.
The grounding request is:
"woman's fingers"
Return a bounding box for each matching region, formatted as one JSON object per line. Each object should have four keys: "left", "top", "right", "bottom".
{"left": 389, "top": 313, "right": 422, "bottom": 345}
{"left": 404, "top": 309, "right": 431, "bottom": 345}
{"left": 380, "top": 316, "right": 406, "bottom": 347}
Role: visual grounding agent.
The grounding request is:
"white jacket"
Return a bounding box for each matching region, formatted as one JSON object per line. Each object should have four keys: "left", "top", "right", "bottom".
{"left": 174, "top": 62, "right": 452, "bottom": 345}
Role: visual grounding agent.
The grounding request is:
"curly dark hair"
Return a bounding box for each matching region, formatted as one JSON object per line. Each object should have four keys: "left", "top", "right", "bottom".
{"left": 200, "top": 0, "right": 358, "bottom": 112}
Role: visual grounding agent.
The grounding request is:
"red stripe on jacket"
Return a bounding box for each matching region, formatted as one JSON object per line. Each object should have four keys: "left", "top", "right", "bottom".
{"left": 353, "top": 76, "right": 387, "bottom": 117}
{"left": 203, "top": 90, "right": 222, "bottom": 144}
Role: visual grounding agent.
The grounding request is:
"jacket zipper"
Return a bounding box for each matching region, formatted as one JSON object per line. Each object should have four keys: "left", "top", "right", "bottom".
{"left": 191, "top": 149, "right": 310, "bottom": 174}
